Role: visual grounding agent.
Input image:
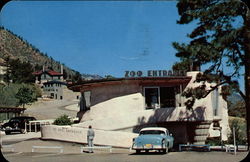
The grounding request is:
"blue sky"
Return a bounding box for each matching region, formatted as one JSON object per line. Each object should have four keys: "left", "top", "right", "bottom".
{"left": 0, "top": 1, "right": 195, "bottom": 77}
{"left": 0, "top": 0, "right": 244, "bottom": 90}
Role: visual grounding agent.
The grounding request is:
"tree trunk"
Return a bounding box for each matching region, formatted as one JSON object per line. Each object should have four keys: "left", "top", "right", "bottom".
{"left": 244, "top": 4, "right": 250, "bottom": 150}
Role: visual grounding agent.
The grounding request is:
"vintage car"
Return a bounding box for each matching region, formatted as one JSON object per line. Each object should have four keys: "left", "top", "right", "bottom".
{"left": 1, "top": 116, "right": 37, "bottom": 135}
{"left": 132, "top": 127, "right": 174, "bottom": 153}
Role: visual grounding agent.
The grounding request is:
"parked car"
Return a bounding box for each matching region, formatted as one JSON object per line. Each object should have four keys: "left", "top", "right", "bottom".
{"left": 132, "top": 127, "right": 174, "bottom": 153}
{"left": 1, "top": 116, "right": 37, "bottom": 135}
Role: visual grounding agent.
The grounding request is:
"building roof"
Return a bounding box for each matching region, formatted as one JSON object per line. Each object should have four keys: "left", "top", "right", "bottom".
{"left": 32, "top": 70, "right": 63, "bottom": 76}
{"left": 43, "top": 80, "right": 67, "bottom": 85}
{"left": 68, "top": 76, "right": 192, "bottom": 92}
{"left": 0, "top": 107, "right": 26, "bottom": 113}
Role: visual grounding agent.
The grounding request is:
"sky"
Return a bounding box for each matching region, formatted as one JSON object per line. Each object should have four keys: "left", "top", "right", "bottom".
{"left": 0, "top": 0, "right": 244, "bottom": 90}
{"left": 0, "top": 0, "right": 195, "bottom": 77}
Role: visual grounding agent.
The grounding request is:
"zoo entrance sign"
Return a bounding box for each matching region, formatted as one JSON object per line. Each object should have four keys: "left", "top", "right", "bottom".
{"left": 125, "top": 70, "right": 186, "bottom": 78}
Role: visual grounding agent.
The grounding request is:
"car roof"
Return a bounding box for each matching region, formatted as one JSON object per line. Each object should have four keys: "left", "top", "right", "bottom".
{"left": 140, "top": 127, "right": 167, "bottom": 132}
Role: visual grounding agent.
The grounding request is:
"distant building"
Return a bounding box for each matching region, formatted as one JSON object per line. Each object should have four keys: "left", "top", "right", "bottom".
{"left": 32, "top": 66, "right": 64, "bottom": 85}
{"left": 33, "top": 65, "right": 80, "bottom": 100}
{"left": 33, "top": 66, "right": 65, "bottom": 100}
{"left": 43, "top": 80, "right": 67, "bottom": 100}
{"left": 69, "top": 70, "right": 229, "bottom": 145}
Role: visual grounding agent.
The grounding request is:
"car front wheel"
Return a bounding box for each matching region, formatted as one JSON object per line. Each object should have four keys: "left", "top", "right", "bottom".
{"left": 20, "top": 129, "right": 25, "bottom": 134}
{"left": 136, "top": 150, "right": 141, "bottom": 154}
{"left": 5, "top": 131, "right": 11, "bottom": 135}
{"left": 162, "top": 140, "right": 168, "bottom": 154}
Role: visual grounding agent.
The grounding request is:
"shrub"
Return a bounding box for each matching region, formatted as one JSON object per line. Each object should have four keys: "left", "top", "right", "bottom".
{"left": 53, "top": 114, "right": 72, "bottom": 126}
{"left": 227, "top": 116, "right": 247, "bottom": 145}
{"left": 206, "top": 137, "right": 222, "bottom": 146}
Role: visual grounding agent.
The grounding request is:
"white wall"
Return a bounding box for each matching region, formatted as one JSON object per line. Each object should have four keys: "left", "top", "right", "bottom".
{"left": 41, "top": 125, "right": 138, "bottom": 148}
{"left": 75, "top": 71, "right": 229, "bottom": 141}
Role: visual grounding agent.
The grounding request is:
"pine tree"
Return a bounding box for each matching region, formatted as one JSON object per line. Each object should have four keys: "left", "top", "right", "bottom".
{"left": 173, "top": 0, "right": 250, "bottom": 148}
{"left": 15, "top": 87, "right": 34, "bottom": 108}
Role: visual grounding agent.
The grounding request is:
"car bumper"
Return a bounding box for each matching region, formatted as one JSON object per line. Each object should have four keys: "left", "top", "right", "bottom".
{"left": 132, "top": 143, "right": 166, "bottom": 150}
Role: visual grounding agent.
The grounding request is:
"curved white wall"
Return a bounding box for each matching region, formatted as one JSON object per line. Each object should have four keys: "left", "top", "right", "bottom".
{"left": 41, "top": 125, "right": 137, "bottom": 148}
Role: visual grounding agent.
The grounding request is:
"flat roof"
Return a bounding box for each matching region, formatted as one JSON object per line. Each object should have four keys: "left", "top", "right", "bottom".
{"left": 44, "top": 80, "right": 67, "bottom": 85}
{"left": 68, "top": 76, "right": 191, "bottom": 92}
{"left": 0, "top": 107, "right": 26, "bottom": 113}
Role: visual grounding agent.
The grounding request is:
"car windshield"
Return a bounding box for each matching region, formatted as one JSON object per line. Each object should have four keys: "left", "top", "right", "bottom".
{"left": 9, "top": 119, "right": 20, "bottom": 123}
{"left": 140, "top": 130, "right": 165, "bottom": 135}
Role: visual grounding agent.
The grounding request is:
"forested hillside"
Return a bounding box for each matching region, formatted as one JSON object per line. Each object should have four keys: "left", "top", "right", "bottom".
{"left": 0, "top": 27, "right": 77, "bottom": 79}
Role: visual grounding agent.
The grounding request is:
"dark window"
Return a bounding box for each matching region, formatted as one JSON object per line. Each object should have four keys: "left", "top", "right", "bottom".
{"left": 160, "top": 87, "right": 175, "bottom": 108}
{"left": 144, "top": 87, "right": 176, "bottom": 109}
{"left": 145, "top": 87, "right": 159, "bottom": 109}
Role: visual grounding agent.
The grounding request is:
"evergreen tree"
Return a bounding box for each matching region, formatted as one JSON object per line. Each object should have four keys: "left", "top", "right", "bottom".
{"left": 173, "top": 0, "right": 250, "bottom": 148}
{"left": 3, "top": 56, "right": 11, "bottom": 83}
{"left": 63, "top": 69, "right": 68, "bottom": 79}
{"left": 73, "top": 71, "right": 82, "bottom": 83}
{"left": 6, "top": 58, "right": 35, "bottom": 83}
{"left": 15, "top": 86, "right": 34, "bottom": 108}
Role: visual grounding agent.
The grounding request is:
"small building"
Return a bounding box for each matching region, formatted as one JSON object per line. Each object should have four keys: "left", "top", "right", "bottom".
{"left": 69, "top": 70, "right": 229, "bottom": 145}
{"left": 43, "top": 80, "right": 67, "bottom": 100}
{"left": 32, "top": 66, "right": 74, "bottom": 100}
{"left": 32, "top": 68, "right": 63, "bottom": 85}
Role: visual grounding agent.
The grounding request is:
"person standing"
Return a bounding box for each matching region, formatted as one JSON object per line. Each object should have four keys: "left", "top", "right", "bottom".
{"left": 87, "top": 125, "right": 95, "bottom": 153}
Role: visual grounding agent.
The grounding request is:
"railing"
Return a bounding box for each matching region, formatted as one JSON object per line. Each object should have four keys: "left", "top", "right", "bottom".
{"left": 25, "top": 120, "right": 54, "bottom": 133}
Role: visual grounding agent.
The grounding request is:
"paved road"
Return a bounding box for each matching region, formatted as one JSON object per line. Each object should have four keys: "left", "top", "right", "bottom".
{"left": 1, "top": 132, "right": 249, "bottom": 162}
{"left": 24, "top": 99, "right": 78, "bottom": 120}
{"left": 3, "top": 151, "right": 248, "bottom": 162}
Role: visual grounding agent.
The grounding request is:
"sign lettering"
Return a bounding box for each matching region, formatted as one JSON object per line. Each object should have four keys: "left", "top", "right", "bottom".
{"left": 125, "top": 70, "right": 186, "bottom": 78}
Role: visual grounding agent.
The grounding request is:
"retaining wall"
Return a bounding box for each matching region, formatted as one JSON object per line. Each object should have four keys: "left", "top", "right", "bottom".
{"left": 41, "top": 125, "right": 138, "bottom": 148}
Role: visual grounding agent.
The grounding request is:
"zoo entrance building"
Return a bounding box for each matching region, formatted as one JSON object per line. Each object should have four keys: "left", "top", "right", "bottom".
{"left": 69, "top": 70, "right": 229, "bottom": 145}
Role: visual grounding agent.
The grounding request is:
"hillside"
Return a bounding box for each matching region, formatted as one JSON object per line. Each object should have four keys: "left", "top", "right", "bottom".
{"left": 0, "top": 27, "right": 77, "bottom": 78}
{"left": 228, "top": 93, "right": 245, "bottom": 118}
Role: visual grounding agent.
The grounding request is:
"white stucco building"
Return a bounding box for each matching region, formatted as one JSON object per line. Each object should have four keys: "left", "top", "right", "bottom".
{"left": 69, "top": 70, "right": 229, "bottom": 145}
